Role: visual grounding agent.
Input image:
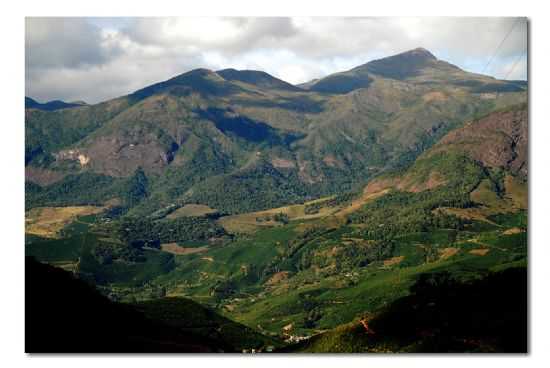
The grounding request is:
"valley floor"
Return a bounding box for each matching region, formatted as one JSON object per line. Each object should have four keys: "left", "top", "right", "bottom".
{"left": 25, "top": 197, "right": 527, "bottom": 352}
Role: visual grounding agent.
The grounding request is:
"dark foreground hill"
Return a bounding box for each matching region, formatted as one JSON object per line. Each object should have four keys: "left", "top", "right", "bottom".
{"left": 283, "top": 267, "right": 527, "bottom": 353}
{"left": 25, "top": 257, "right": 279, "bottom": 353}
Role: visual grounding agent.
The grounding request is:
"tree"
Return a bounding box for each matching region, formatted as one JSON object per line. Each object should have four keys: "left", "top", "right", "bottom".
{"left": 447, "top": 229, "right": 458, "bottom": 244}
{"left": 124, "top": 167, "right": 149, "bottom": 207}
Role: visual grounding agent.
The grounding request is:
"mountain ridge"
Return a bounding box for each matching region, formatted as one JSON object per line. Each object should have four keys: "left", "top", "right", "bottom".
{"left": 25, "top": 47, "right": 527, "bottom": 216}
{"left": 25, "top": 96, "right": 87, "bottom": 111}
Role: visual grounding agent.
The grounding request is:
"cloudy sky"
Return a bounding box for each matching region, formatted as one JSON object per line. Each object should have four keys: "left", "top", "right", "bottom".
{"left": 25, "top": 17, "right": 528, "bottom": 104}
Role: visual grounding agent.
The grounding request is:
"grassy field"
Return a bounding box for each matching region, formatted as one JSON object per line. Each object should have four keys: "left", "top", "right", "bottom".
{"left": 167, "top": 204, "right": 218, "bottom": 219}
{"left": 218, "top": 193, "right": 378, "bottom": 234}
{"left": 25, "top": 209, "right": 102, "bottom": 263}
{"left": 218, "top": 201, "right": 336, "bottom": 234}
{"left": 161, "top": 243, "right": 209, "bottom": 255}
{"left": 25, "top": 206, "right": 105, "bottom": 238}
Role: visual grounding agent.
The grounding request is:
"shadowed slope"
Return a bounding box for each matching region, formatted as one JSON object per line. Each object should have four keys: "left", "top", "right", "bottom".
{"left": 284, "top": 267, "right": 527, "bottom": 353}
{"left": 25, "top": 257, "right": 277, "bottom": 352}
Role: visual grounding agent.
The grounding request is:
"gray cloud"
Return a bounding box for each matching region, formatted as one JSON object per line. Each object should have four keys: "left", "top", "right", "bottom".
{"left": 25, "top": 17, "right": 122, "bottom": 70}
{"left": 25, "top": 17, "right": 528, "bottom": 104}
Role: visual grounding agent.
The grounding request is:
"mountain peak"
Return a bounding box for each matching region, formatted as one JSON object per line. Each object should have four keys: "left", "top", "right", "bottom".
{"left": 216, "top": 68, "right": 302, "bottom": 91}
{"left": 182, "top": 68, "right": 217, "bottom": 76}
{"left": 131, "top": 67, "right": 236, "bottom": 100}
{"left": 368, "top": 47, "right": 438, "bottom": 66}
{"left": 406, "top": 47, "right": 437, "bottom": 59}
{"left": 357, "top": 47, "right": 442, "bottom": 80}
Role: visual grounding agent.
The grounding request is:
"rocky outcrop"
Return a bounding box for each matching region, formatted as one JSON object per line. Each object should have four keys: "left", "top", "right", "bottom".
{"left": 80, "top": 134, "right": 177, "bottom": 177}
{"left": 54, "top": 149, "right": 91, "bottom": 167}
{"left": 54, "top": 130, "right": 180, "bottom": 177}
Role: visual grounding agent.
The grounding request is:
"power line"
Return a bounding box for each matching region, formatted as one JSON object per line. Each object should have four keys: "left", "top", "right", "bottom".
{"left": 481, "top": 18, "right": 520, "bottom": 75}
{"left": 503, "top": 51, "right": 526, "bottom": 80}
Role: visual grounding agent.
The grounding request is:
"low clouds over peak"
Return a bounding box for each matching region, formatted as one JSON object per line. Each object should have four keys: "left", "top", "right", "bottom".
{"left": 26, "top": 17, "right": 527, "bottom": 104}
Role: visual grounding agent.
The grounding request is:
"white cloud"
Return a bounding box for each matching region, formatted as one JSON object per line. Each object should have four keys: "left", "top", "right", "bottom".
{"left": 25, "top": 17, "right": 528, "bottom": 104}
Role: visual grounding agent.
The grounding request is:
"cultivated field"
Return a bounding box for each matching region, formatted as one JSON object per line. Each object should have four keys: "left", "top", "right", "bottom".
{"left": 25, "top": 206, "right": 105, "bottom": 238}
{"left": 218, "top": 197, "right": 339, "bottom": 234}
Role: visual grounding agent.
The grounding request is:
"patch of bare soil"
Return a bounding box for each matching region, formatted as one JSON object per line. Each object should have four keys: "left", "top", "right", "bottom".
{"left": 265, "top": 271, "right": 290, "bottom": 286}
{"left": 364, "top": 177, "right": 398, "bottom": 195}
{"left": 422, "top": 91, "right": 448, "bottom": 102}
{"left": 439, "top": 247, "right": 460, "bottom": 260}
{"left": 160, "top": 243, "right": 209, "bottom": 255}
{"left": 322, "top": 155, "right": 342, "bottom": 168}
{"left": 271, "top": 157, "right": 296, "bottom": 169}
{"left": 503, "top": 227, "right": 524, "bottom": 235}
{"left": 469, "top": 249, "right": 490, "bottom": 256}
{"left": 383, "top": 256, "right": 405, "bottom": 267}
{"left": 400, "top": 171, "right": 447, "bottom": 192}
{"left": 25, "top": 206, "right": 105, "bottom": 238}
{"left": 335, "top": 188, "right": 390, "bottom": 217}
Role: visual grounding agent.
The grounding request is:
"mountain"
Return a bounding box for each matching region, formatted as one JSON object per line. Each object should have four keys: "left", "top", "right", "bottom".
{"left": 362, "top": 103, "right": 527, "bottom": 205}
{"left": 25, "top": 96, "right": 87, "bottom": 111}
{"left": 304, "top": 48, "right": 525, "bottom": 94}
{"left": 429, "top": 104, "right": 527, "bottom": 177}
{"left": 25, "top": 48, "right": 527, "bottom": 217}
{"left": 25, "top": 94, "right": 528, "bottom": 351}
{"left": 217, "top": 68, "right": 303, "bottom": 92}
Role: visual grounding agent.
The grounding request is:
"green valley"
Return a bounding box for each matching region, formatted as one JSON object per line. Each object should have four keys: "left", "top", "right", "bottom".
{"left": 25, "top": 48, "right": 528, "bottom": 353}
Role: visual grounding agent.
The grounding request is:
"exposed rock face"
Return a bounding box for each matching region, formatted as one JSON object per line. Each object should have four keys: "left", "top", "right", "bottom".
{"left": 431, "top": 105, "right": 527, "bottom": 177}
{"left": 54, "top": 149, "right": 90, "bottom": 167}
{"left": 54, "top": 129, "right": 180, "bottom": 177}
{"left": 80, "top": 134, "right": 176, "bottom": 177}
{"left": 77, "top": 154, "right": 90, "bottom": 166}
